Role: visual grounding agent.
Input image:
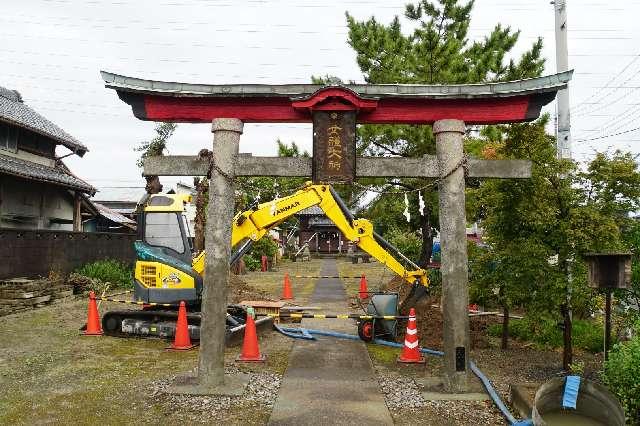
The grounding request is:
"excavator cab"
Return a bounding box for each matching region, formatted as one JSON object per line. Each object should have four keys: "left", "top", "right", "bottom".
{"left": 132, "top": 193, "right": 203, "bottom": 306}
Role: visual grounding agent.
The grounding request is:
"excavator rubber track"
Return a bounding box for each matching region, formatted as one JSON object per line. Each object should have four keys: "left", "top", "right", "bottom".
{"left": 101, "top": 305, "right": 247, "bottom": 341}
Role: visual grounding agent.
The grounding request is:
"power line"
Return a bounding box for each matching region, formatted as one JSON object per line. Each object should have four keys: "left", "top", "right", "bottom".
{"left": 573, "top": 64, "right": 640, "bottom": 118}
{"left": 593, "top": 105, "right": 640, "bottom": 135}
{"left": 575, "top": 126, "right": 640, "bottom": 143}
{"left": 0, "top": 49, "right": 343, "bottom": 69}
{"left": 571, "top": 53, "right": 640, "bottom": 112}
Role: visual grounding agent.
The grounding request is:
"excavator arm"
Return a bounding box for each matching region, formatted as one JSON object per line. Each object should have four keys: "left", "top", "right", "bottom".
{"left": 226, "top": 183, "right": 429, "bottom": 289}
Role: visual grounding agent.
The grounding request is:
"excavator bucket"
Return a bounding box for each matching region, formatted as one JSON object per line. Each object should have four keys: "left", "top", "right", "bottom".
{"left": 399, "top": 282, "right": 429, "bottom": 312}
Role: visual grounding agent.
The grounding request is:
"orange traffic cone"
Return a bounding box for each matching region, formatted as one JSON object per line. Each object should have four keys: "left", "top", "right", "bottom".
{"left": 237, "top": 307, "right": 266, "bottom": 362}
{"left": 281, "top": 273, "right": 293, "bottom": 300}
{"left": 167, "top": 301, "right": 195, "bottom": 351}
{"left": 398, "top": 308, "right": 425, "bottom": 364}
{"left": 83, "top": 290, "right": 103, "bottom": 336}
{"left": 358, "top": 274, "right": 368, "bottom": 299}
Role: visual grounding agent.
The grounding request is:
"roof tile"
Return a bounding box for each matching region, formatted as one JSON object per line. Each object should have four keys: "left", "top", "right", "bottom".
{"left": 0, "top": 153, "right": 95, "bottom": 194}
{"left": 0, "top": 86, "right": 88, "bottom": 156}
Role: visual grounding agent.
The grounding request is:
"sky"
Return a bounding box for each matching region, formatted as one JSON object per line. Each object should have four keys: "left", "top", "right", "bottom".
{"left": 2, "top": 0, "right": 640, "bottom": 198}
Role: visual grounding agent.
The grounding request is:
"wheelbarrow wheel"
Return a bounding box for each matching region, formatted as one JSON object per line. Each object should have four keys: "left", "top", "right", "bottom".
{"left": 358, "top": 320, "right": 374, "bottom": 342}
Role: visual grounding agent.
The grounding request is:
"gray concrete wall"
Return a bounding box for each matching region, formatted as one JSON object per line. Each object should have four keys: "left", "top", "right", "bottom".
{"left": 0, "top": 175, "right": 74, "bottom": 230}
{"left": 0, "top": 228, "right": 135, "bottom": 279}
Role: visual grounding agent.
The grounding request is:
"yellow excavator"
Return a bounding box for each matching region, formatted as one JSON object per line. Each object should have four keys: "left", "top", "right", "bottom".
{"left": 101, "top": 183, "right": 429, "bottom": 338}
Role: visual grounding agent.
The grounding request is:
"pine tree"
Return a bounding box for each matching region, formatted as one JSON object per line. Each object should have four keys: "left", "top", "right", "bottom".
{"left": 346, "top": 0, "right": 544, "bottom": 266}
{"left": 134, "top": 122, "right": 177, "bottom": 194}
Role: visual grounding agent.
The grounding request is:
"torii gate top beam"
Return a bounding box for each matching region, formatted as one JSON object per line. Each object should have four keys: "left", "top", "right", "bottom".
{"left": 101, "top": 70, "right": 572, "bottom": 125}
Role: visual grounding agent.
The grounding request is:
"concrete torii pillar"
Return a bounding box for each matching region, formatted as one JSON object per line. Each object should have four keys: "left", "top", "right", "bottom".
{"left": 169, "top": 118, "right": 249, "bottom": 394}
{"left": 434, "top": 119, "right": 470, "bottom": 392}
{"left": 199, "top": 119, "right": 245, "bottom": 391}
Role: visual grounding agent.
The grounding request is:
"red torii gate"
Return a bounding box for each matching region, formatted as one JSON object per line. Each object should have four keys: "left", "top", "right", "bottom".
{"left": 103, "top": 70, "right": 571, "bottom": 395}
{"left": 109, "top": 73, "right": 564, "bottom": 125}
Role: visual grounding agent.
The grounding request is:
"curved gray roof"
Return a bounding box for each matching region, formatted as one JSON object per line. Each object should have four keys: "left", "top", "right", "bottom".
{"left": 0, "top": 86, "right": 88, "bottom": 156}
{"left": 101, "top": 70, "right": 572, "bottom": 99}
{"left": 0, "top": 153, "right": 95, "bottom": 194}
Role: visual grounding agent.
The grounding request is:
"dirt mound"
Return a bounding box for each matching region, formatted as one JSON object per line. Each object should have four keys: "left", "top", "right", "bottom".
{"left": 382, "top": 277, "right": 498, "bottom": 350}
{"left": 228, "top": 273, "right": 275, "bottom": 304}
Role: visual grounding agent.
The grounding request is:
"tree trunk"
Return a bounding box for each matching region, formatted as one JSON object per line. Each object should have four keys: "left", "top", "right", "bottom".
{"left": 501, "top": 304, "right": 509, "bottom": 350}
{"left": 145, "top": 175, "right": 162, "bottom": 194}
{"left": 193, "top": 178, "right": 209, "bottom": 253}
{"left": 418, "top": 205, "right": 433, "bottom": 267}
{"left": 561, "top": 303, "right": 573, "bottom": 371}
{"left": 231, "top": 257, "right": 246, "bottom": 275}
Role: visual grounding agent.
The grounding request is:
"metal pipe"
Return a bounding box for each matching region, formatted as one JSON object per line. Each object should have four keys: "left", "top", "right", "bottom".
{"left": 329, "top": 186, "right": 355, "bottom": 222}
{"left": 230, "top": 239, "right": 253, "bottom": 265}
{"left": 373, "top": 231, "right": 421, "bottom": 271}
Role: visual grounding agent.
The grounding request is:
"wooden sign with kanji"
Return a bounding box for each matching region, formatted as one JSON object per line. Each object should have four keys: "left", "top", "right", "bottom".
{"left": 312, "top": 111, "right": 356, "bottom": 183}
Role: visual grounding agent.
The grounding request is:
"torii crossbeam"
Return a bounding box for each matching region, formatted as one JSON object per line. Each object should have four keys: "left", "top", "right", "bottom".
{"left": 102, "top": 70, "right": 571, "bottom": 395}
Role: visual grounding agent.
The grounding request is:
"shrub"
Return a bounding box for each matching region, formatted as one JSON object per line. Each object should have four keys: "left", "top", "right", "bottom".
{"left": 74, "top": 259, "right": 132, "bottom": 288}
{"left": 250, "top": 237, "right": 279, "bottom": 258}
{"left": 488, "top": 317, "right": 605, "bottom": 353}
{"left": 385, "top": 226, "right": 422, "bottom": 264}
{"left": 245, "top": 237, "right": 279, "bottom": 271}
{"left": 427, "top": 268, "right": 442, "bottom": 295}
{"left": 243, "top": 255, "right": 261, "bottom": 272}
{"left": 603, "top": 323, "right": 640, "bottom": 424}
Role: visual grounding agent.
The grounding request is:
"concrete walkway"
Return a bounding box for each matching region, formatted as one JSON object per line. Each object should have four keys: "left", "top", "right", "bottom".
{"left": 269, "top": 259, "right": 393, "bottom": 425}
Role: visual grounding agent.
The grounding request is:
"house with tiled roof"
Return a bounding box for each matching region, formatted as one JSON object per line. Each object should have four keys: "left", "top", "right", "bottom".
{"left": 0, "top": 86, "right": 95, "bottom": 230}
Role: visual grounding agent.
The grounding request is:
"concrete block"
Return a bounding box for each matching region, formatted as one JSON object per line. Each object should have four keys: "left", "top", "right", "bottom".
{"left": 509, "top": 382, "right": 539, "bottom": 419}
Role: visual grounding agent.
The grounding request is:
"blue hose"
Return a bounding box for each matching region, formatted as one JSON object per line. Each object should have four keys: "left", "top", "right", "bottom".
{"left": 273, "top": 323, "right": 316, "bottom": 340}
{"left": 277, "top": 326, "right": 530, "bottom": 426}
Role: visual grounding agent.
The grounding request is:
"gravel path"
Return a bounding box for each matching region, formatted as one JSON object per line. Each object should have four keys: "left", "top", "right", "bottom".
{"left": 148, "top": 367, "right": 282, "bottom": 423}
{"left": 374, "top": 367, "right": 506, "bottom": 425}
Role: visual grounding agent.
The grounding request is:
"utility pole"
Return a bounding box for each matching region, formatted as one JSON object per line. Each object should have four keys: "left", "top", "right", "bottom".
{"left": 554, "top": 0, "right": 572, "bottom": 159}
{"left": 554, "top": 0, "right": 574, "bottom": 372}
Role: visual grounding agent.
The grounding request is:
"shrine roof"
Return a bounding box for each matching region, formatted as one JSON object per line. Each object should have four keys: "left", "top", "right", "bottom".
{"left": 101, "top": 71, "right": 571, "bottom": 100}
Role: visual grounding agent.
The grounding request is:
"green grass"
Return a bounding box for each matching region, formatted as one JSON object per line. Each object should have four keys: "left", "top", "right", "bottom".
{"left": 336, "top": 259, "right": 391, "bottom": 297}
{"left": 0, "top": 298, "right": 291, "bottom": 424}
{"left": 367, "top": 343, "right": 400, "bottom": 365}
{"left": 241, "top": 258, "right": 323, "bottom": 303}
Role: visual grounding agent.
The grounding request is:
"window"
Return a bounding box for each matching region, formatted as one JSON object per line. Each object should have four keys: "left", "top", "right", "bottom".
{"left": 0, "top": 121, "right": 18, "bottom": 152}
{"left": 144, "top": 212, "right": 185, "bottom": 253}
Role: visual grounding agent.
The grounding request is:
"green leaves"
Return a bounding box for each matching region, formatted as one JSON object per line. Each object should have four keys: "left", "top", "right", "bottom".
{"left": 603, "top": 324, "right": 640, "bottom": 423}
{"left": 235, "top": 140, "right": 308, "bottom": 216}
{"left": 470, "top": 116, "right": 640, "bottom": 326}
{"left": 134, "top": 122, "right": 177, "bottom": 168}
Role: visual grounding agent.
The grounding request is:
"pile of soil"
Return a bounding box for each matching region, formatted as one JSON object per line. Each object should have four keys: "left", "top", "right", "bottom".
{"left": 383, "top": 277, "right": 500, "bottom": 350}
{"left": 228, "top": 274, "right": 275, "bottom": 304}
